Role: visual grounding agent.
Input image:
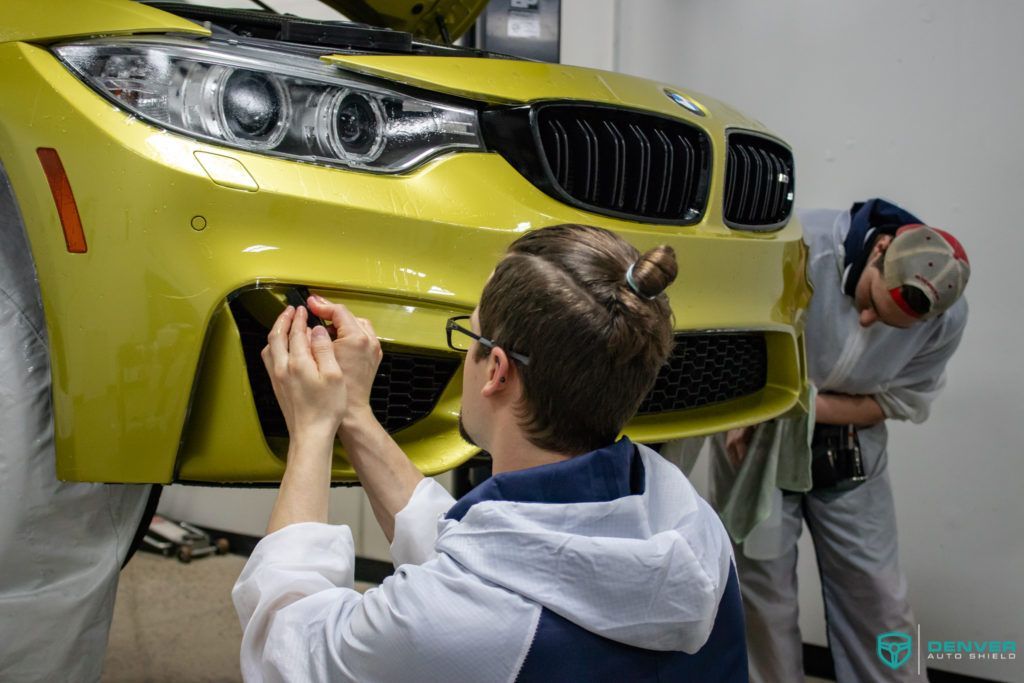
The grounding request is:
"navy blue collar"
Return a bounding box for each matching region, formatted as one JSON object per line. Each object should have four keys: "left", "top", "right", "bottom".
{"left": 446, "top": 438, "right": 645, "bottom": 522}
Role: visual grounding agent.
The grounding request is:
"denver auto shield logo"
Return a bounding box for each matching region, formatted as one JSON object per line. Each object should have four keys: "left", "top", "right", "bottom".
{"left": 877, "top": 631, "right": 913, "bottom": 670}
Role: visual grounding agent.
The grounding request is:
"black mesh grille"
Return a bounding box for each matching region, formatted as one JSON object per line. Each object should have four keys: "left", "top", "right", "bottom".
{"left": 231, "top": 303, "right": 459, "bottom": 437}
{"left": 368, "top": 354, "right": 461, "bottom": 432}
{"left": 723, "top": 132, "right": 795, "bottom": 230}
{"left": 535, "top": 105, "right": 711, "bottom": 223}
{"left": 636, "top": 333, "right": 767, "bottom": 414}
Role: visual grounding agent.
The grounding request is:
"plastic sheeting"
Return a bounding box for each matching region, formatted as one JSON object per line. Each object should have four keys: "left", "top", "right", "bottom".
{"left": 0, "top": 163, "right": 151, "bottom": 681}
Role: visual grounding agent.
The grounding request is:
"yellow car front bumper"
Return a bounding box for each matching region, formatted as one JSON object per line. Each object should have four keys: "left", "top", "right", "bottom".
{"left": 0, "top": 40, "right": 810, "bottom": 484}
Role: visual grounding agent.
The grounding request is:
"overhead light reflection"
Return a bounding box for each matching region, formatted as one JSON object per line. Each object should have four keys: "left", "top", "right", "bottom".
{"left": 399, "top": 267, "right": 427, "bottom": 277}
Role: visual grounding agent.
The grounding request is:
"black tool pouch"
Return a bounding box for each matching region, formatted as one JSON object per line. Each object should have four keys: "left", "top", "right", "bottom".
{"left": 810, "top": 424, "right": 867, "bottom": 492}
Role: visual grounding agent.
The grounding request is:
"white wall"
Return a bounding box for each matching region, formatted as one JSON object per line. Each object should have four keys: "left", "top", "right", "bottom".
{"left": 158, "top": 486, "right": 374, "bottom": 552}
{"left": 561, "top": 1, "right": 1023, "bottom": 679}
{"left": 160, "top": 472, "right": 452, "bottom": 562}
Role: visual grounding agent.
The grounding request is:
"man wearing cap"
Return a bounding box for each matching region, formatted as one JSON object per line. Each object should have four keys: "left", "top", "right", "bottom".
{"left": 708, "top": 198, "right": 970, "bottom": 683}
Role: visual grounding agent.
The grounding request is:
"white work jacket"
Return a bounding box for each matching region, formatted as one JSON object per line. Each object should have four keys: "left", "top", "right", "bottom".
{"left": 232, "top": 440, "right": 747, "bottom": 682}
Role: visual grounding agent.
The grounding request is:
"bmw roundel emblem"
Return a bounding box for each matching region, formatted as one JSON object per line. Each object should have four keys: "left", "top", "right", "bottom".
{"left": 664, "top": 89, "right": 705, "bottom": 116}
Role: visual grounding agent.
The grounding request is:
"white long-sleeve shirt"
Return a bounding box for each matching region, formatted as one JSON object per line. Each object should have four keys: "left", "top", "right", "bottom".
{"left": 232, "top": 440, "right": 748, "bottom": 682}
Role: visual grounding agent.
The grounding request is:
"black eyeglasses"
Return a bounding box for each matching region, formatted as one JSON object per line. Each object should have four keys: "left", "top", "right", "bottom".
{"left": 445, "top": 315, "right": 530, "bottom": 366}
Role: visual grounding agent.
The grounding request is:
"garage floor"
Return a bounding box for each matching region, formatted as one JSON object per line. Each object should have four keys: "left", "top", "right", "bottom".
{"left": 101, "top": 552, "right": 377, "bottom": 682}
{"left": 101, "top": 551, "right": 831, "bottom": 682}
{"left": 101, "top": 552, "right": 248, "bottom": 683}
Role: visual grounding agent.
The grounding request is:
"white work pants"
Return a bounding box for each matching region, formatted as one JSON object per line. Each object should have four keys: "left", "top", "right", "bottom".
{"left": 711, "top": 436, "right": 928, "bottom": 682}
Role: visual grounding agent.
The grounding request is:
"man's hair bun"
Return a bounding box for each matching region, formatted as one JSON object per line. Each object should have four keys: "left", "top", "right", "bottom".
{"left": 478, "top": 224, "right": 678, "bottom": 455}
{"left": 629, "top": 245, "right": 678, "bottom": 299}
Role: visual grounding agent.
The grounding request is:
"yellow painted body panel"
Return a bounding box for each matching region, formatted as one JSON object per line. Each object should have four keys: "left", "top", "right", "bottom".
{"left": 1, "top": 0, "right": 208, "bottom": 44}
{"left": 179, "top": 291, "right": 473, "bottom": 482}
{"left": 0, "top": 20, "right": 810, "bottom": 484}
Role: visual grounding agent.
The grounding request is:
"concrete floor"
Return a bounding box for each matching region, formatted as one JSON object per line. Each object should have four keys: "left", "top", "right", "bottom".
{"left": 102, "top": 551, "right": 832, "bottom": 682}
{"left": 102, "top": 552, "right": 249, "bottom": 682}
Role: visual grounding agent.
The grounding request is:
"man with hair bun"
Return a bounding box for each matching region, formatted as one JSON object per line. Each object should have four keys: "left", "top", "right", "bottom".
{"left": 233, "top": 224, "right": 749, "bottom": 682}
{"left": 708, "top": 199, "right": 970, "bottom": 683}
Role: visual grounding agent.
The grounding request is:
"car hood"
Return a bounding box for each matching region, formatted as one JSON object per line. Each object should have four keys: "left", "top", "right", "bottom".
{"left": 2, "top": 0, "right": 481, "bottom": 46}
{"left": 322, "top": 53, "right": 773, "bottom": 136}
{"left": 319, "top": 0, "right": 487, "bottom": 42}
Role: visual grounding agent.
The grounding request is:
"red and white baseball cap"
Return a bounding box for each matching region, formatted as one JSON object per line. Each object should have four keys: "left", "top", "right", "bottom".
{"left": 883, "top": 224, "right": 970, "bottom": 320}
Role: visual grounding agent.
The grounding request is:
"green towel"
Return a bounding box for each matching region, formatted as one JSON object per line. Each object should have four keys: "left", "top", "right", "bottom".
{"left": 714, "top": 384, "right": 815, "bottom": 546}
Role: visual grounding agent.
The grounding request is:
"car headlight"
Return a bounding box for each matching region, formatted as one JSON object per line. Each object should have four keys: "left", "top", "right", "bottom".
{"left": 53, "top": 37, "right": 484, "bottom": 173}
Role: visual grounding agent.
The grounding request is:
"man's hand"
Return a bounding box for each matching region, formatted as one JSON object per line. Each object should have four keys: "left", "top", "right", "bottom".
{"left": 306, "top": 294, "right": 424, "bottom": 542}
{"left": 724, "top": 426, "right": 756, "bottom": 469}
{"left": 307, "top": 295, "right": 383, "bottom": 425}
{"left": 261, "top": 305, "right": 348, "bottom": 534}
{"left": 261, "top": 305, "right": 347, "bottom": 441}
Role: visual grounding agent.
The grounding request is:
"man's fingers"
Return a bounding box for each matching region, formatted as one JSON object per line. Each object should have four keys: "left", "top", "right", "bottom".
{"left": 357, "top": 318, "right": 384, "bottom": 361}
{"left": 307, "top": 297, "right": 380, "bottom": 353}
{"left": 300, "top": 296, "right": 338, "bottom": 338}
{"left": 307, "top": 295, "right": 363, "bottom": 338}
{"left": 724, "top": 427, "right": 749, "bottom": 469}
{"left": 267, "top": 306, "right": 295, "bottom": 374}
{"left": 288, "top": 306, "right": 313, "bottom": 367}
{"left": 311, "top": 326, "right": 342, "bottom": 378}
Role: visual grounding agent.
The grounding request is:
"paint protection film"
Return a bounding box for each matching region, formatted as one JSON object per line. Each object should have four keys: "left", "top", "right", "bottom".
{"left": 0, "top": 164, "right": 151, "bottom": 680}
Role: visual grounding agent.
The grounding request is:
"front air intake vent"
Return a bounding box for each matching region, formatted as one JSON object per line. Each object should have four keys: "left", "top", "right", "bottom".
{"left": 723, "top": 132, "right": 795, "bottom": 231}
{"left": 636, "top": 332, "right": 767, "bottom": 414}
{"left": 231, "top": 301, "right": 459, "bottom": 438}
{"left": 483, "top": 103, "right": 711, "bottom": 225}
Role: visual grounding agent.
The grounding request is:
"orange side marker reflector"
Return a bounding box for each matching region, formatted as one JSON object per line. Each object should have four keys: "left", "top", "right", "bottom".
{"left": 37, "top": 148, "right": 87, "bottom": 253}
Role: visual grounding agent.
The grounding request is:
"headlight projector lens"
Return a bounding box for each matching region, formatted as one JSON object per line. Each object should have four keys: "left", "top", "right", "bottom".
{"left": 327, "top": 91, "right": 385, "bottom": 161}
{"left": 219, "top": 69, "right": 288, "bottom": 147}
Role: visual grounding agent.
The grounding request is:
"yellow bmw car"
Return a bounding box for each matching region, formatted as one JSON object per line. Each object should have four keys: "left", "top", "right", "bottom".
{"left": 0, "top": 0, "right": 811, "bottom": 484}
